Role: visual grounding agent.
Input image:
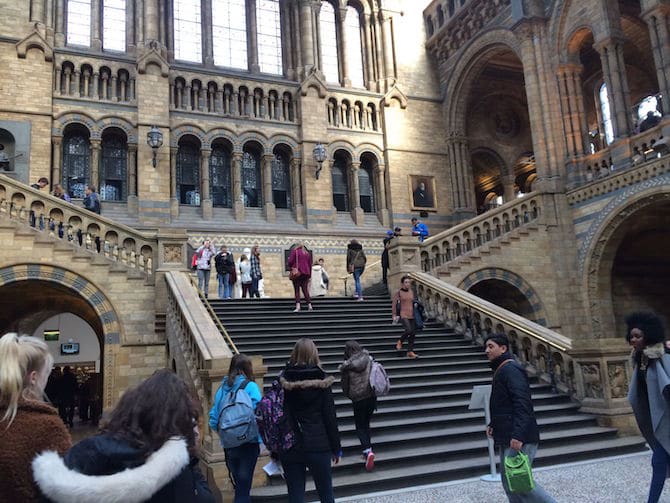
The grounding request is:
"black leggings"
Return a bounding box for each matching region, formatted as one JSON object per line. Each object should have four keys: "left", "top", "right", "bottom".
{"left": 400, "top": 318, "right": 416, "bottom": 351}
{"left": 353, "top": 396, "right": 376, "bottom": 450}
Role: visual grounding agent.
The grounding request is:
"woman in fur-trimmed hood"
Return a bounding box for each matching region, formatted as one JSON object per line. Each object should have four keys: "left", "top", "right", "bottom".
{"left": 33, "top": 369, "right": 213, "bottom": 503}
{"left": 626, "top": 311, "right": 670, "bottom": 503}
{"left": 279, "top": 338, "right": 340, "bottom": 503}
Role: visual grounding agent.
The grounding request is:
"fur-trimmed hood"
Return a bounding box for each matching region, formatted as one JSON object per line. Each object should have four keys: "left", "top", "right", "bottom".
{"left": 33, "top": 437, "right": 189, "bottom": 503}
{"left": 631, "top": 342, "right": 666, "bottom": 365}
{"left": 280, "top": 364, "right": 335, "bottom": 390}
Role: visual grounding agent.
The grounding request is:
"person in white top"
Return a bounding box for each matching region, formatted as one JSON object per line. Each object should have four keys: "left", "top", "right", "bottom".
{"left": 310, "top": 258, "right": 329, "bottom": 298}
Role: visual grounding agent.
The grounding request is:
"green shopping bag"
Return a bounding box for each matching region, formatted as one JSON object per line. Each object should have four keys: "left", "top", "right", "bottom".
{"left": 504, "top": 451, "right": 535, "bottom": 493}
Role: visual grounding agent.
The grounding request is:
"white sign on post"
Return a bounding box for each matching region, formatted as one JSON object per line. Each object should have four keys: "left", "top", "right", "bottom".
{"left": 468, "top": 384, "right": 500, "bottom": 482}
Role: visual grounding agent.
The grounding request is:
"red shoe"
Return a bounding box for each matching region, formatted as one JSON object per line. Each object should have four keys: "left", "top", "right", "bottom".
{"left": 365, "top": 450, "right": 375, "bottom": 471}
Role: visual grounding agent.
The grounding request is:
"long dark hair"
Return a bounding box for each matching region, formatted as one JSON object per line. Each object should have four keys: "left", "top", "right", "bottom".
{"left": 101, "top": 369, "right": 198, "bottom": 458}
{"left": 344, "top": 340, "right": 363, "bottom": 360}
{"left": 226, "top": 353, "right": 254, "bottom": 386}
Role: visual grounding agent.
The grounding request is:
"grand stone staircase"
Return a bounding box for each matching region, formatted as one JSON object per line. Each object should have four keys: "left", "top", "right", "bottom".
{"left": 207, "top": 296, "right": 646, "bottom": 502}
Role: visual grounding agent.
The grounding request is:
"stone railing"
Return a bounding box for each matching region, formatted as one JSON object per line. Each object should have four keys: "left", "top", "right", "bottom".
{"left": 567, "top": 154, "right": 670, "bottom": 206}
{"left": 419, "top": 192, "right": 541, "bottom": 272}
{"left": 55, "top": 55, "right": 136, "bottom": 103}
{"left": 410, "top": 271, "right": 575, "bottom": 394}
{"left": 0, "top": 174, "right": 157, "bottom": 276}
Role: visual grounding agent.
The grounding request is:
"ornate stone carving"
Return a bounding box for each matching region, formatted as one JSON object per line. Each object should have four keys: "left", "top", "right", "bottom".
{"left": 608, "top": 362, "right": 629, "bottom": 399}
{"left": 164, "top": 244, "right": 182, "bottom": 263}
{"left": 581, "top": 362, "right": 603, "bottom": 399}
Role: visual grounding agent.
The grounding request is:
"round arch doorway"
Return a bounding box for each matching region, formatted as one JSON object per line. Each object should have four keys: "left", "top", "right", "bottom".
{"left": 467, "top": 278, "right": 539, "bottom": 323}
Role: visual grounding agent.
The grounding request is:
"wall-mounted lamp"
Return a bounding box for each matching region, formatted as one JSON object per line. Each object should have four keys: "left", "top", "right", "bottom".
{"left": 146, "top": 125, "right": 164, "bottom": 168}
{"left": 312, "top": 143, "right": 327, "bottom": 180}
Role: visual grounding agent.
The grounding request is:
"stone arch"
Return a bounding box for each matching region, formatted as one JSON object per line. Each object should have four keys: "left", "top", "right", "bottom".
{"left": 268, "top": 134, "right": 300, "bottom": 157}
{"left": 459, "top": 267, "right": 549, "bottom": 325}
{"left": 204, "top": 128, "right": 238, "bottom": 151}
{"left": 327, "top": 140, "right": 356, "bottom": 161}
{"left": 563, "top": 25, "right": 597, "bottom": 63}
{"left": 548, "top": 0, "right": 606, "bottom": 54}
{"left": 170, "top": 124, "right": 207, "bottom": 148}
{"left": 445, "top": 29, "right": 523, "bottom": 133}
{"left": 0, "top": 263, "right": 122, "bottom": 409}
{"left": 582, "top": 178, "right": 670, "bottom": 338}
{"left": 97, "top": 116, "right": 137, "bottom": 144}
{"left": 355, "top": 143, "right": 384, "bottom": 162}
{"left": 237, "top": 131, "right": 269, "bottom": 154}
{"left": 53, "top": 112, "right": 99, "bottom": 139}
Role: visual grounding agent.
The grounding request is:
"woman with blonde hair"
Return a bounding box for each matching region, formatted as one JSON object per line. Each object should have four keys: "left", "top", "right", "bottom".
{"left": 0, "top": 333, "right": 71, "bottom": 501}
{"left": 280, "top": 338, "right": 340, "bottom": 503}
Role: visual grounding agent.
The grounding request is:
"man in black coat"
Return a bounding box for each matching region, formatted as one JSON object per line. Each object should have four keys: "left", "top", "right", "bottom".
{"left": 485, "top": 334, "right": 556, "bottom": 502}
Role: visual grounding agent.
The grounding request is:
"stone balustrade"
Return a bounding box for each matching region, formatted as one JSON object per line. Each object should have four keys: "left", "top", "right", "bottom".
{"left": 410, "top": 271, "right": 575, "bottom": 394}
{"left": 55, "top": 55, "right": 136, "bottom": 103}
{"left": 419, "top": 192, "right": 541, "bottom": 272}
{"left": 0, "top": 174, "right": 157, "bottom": 276}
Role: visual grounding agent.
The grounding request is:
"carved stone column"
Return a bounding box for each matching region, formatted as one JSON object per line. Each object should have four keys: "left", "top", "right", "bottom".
{"left": 339, "top": 7, "right": 351, "bottom": 87}
{"left": 597, "top": 38, "right": 632, "bottom": 138}
{"left": 557, "top": 63, "right": 589, "bottom": 187}
{"left": 52, "top": 137, "right": 63, "bottom": 188}
{"left": 262, "top": 154, "right": 276, "bottom": 222}
{"left": 299, "top": 0, "right": 315, "bottom": 75}
{"left": 290, "top": 157, "right": 304, "bottom": 224}
{"left": 203, "top": 0, "right": 214, "bottom": 66}
{"left": 55, "top": 0, "right": 65, "bottom": 46}
{"left": 170, "top": 147, "right": 179, "bottom": 219}
{"left": 126, "top": 0, "right": 135, "bottom": 53}
{"left": 91, "top": 0, "right": 102, "bottom": 50}
{"left": 644, "top": 7, "right": 670, "bottom": 115}
{"left": 232, "top": 152, "right": 244, "bottom": 220}
{"left": 350, "top": 161, "right": 364, "bottom": 225}
{"left": 502, "top": 174, "right": 516, "bottom": 202}
{"left": 375, "top": 164, "right": 389, "bottom": 227}
{"left": 201, "top": 149, "right": 212, "bottom": 219}
{"left": 379, "top": 9, "right": 395, "bottom": 90}
{"left": 446, "top": 132, "right": 475, "bottom": 220}
{"left": 144, "top": 0, "right": 160, "bottom": 43}
{"left": 248, "top": 0, "right": 260, "bottom": 72}
{"left": 127, "top": 144, "right": 138, "bottom": 216}
{"left": 30, "top": 0, "right": 46, "bottom": 24}
{"left": 362, "top": 13, "right": 375, "bottom": 89}
{"left": 90, "top": 139, "right": 101, "bottom": 191}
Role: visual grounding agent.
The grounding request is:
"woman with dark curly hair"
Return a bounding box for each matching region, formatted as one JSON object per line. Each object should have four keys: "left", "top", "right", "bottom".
{"left": 626, "top": 311, "right": 670, "bottom": 503}
{"left": 33, "top": 369, "right": 214, "bottom": 503}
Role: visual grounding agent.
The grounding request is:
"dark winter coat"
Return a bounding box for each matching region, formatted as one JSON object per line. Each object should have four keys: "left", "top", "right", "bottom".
{"left": 280, "top": 364, "right": 341, "bottom": 455}
{"left": 214, "top": 251, "right": 235, "bottom": 275}
{"left": 33, "top": 435, "right": 213, "bottom": 503}
{"left": 488, "top": 352, "right": 540, "bottom": 448}
{"left": 346, "top": 242, "right": 367, "bottom": 270}
{"left": 340, "top": 350, "right": 374, "bottom": 402}
{"left": 0, "top": 399, "right": 71, "bottom": 502}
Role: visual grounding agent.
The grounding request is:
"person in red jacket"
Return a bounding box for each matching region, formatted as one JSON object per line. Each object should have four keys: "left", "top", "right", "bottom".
{"left": 288, "top": 242, "right": 313, "bottom": 312}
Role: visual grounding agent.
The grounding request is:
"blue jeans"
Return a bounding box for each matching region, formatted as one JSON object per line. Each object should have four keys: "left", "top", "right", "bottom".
{"left": 499, "top": 444, "right": 556, "bottom": 502}
{"left": 649, "top": 443, "right": 670, "bottom": 503}
{"left": 225, "top": 442, "right": 260, "bottom": 503}
{"left": 280, "top": 450, "right": 334, "bottom": 503}
{"left": 197, "top": 268, "right": 211, "bottom": 297}
{"left": 218, "top": 273, "right": 232, "bottom": 299}
{"left": 250, "top": 276, "right": 260, "bottom": 298}
{"left": 353, "top": 267, "right": 364, "bottom": 298}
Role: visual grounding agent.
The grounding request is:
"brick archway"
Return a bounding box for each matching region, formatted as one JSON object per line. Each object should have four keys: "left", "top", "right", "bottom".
{"left": 0, "top": 263, "right": 121, "bottom": 409}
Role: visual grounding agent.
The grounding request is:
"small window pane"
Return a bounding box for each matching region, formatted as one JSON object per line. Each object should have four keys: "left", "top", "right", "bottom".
{"left": 213, "top": 0, "right": 248, "bottom": 69}
{"left": 257, "top": 0, "right": 283, "bottom": 75}
{"left": 174, "top": 0, "right": 202, "bottom": 63}
{"left": 68, "top": 0, "right": 91, "bottom": 47}
{"left": 345, "top": 6, "right": 364, "bottom": 88}
{"left": 271, "top": 153, "right": 291, "bottom": 209}
{"left": 242, "top": 151, "right": 262, "bottom": 207}
{"left": 103, "top": 0, "right": 126, "bottom": 52}
{"left": 599, "top": 83, "right": 614, "bottom": 145}
{"left": 319, "top": 2, "right": 339, "bottom": 84}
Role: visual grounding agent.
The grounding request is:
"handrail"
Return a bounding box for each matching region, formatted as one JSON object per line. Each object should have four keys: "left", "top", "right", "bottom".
{"left": 188, "top": 274, "right": 239, "bottom": 354}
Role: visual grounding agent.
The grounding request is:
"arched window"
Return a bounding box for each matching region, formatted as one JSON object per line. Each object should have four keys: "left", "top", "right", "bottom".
{"left": 257, "top": 0, "right": 282, "bottom": 75}
{"left": 67, "top": 0, "right": 91, "bottom": 47}
{"left": 210, "top": 143, "right": 232, "bottom": 208}
{"left": 242, "top": 148, "right": 262, "bottom": 207}
{"left": 174, "top": 0, "right": 202, "bottom": 63}
{"left": 345, "top": 6, "right": 364, "bottom": 88}
{"left": 599, "top": 83, "right": 614, "bottom": 145}
{"left": 62, "top": 128, "right": 91, "bottom": 199}
{"left": 103, "top": 0, "right": 126, "bottom": 52}
{"left": 358, "top": 165, "right": 375, "bottom": 213}
{"left": 332, "top": 155, "right": 349, "bottom": 211}
{"left": 100, "top": 131, "right": 127, "bottom": 201}
{"left": 319, "top": 2, "right": 339, "bottom": 83}
{"left": 437, "top": 5, "right": 444, "bottom": 26}
{"left": 271, "top": 150, "right": 291, "bottom": 209}
{"left": 176, "top": 140, "right": 200, "bottom": 205}
{"left": 212, "top": 0, "right": 247, "bottom": 69}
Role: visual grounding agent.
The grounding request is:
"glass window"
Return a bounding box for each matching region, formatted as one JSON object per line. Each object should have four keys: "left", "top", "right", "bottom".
{"left": 62, "top": 134, "right": 90, "bottom": 198}
{"left": 242, "top": 150, "right": 262, "bottom": 207}
{"left": 319, "top": 2, "right": 339, "bottom": 83}
{"left": 345, "top": 6, "right": 364, "bottom": 88}
{"left": 103, "top": 0, "right": 126, "bottom": 52}
{"left": 358, "top": 166, "right": 374, "bottom": 212}
{"left": 174, "top": 0, "right": 202, "bottom": 63}
{"left": 331, "top": 158, "right": 348, "bottom": 211}
{"left": 213, "top": 0, "right": 248, "bottom": 69}
{"left": 271, "top": 152, "right": 291, "bottom": 209}
{"left": 177, "top": 142, "right": 200, "bottom": 205}
{"left": 100, "top": 134, "right": 127, "bottom": 201}
{"left": 67, "top": 0, "right": 91, "bottom": 47}
{"left": 257, "top": 0, "right": 282, "bottom": 75}
{"left": 599, "top": 83, "right": 614, "bottom": 145}
{"left": 210, "top": 145, "right": 232, "bottom": 207}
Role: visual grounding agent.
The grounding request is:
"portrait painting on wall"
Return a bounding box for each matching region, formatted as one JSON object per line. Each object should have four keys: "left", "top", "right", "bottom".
{"left": 409, "top": 175, "right": 437, "bottom": 211}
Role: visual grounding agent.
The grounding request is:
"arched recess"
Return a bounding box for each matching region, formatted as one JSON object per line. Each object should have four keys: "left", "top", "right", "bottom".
{"left": 459, "top": 268, "right": 549, "bottom": 325}
{"left": 0, "top": 128, "right": 17, "bottom": 172}
{"left": 332, "top": 149, "right": 352, "bottom": 212}
{"left": 583, "top": 187, "right": 670, "bottom": 340}
{"left": 471, "top": 147, "right": 507, "bottom": 211}
{"left": 0, "top": 264, "right": 122, "bottom": 410}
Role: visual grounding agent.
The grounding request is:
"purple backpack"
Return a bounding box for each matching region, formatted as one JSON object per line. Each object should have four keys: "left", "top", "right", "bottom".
{"left": 255, "top": 378, "right": 297, "bottom": 454}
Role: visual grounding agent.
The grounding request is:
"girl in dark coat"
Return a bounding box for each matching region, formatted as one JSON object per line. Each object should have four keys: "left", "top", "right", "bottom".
{"left": 33, "top": 369, "right": 213, "bottom": 503}
{"left": 339, "top": 340, "right": 376, "bottom": 471}
{"left": 280, "top": 338, "right": 341, "bottom": 503}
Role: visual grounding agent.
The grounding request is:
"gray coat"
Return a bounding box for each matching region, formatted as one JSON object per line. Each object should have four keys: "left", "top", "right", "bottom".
{"left": 628, "top": 343, "right": 670, "bottom": 457}
{"left": 340, "top": 350, "right": 373, "bottom": 402}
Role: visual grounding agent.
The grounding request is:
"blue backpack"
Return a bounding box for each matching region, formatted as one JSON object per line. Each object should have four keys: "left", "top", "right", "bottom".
{"left": 216, "top": 379, "right": 259, "bottom": 449}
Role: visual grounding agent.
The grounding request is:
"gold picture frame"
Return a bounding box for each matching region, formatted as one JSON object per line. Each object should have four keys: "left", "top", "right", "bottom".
{"left": 409, "top": 175, "right": 437, "bottom": 211}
